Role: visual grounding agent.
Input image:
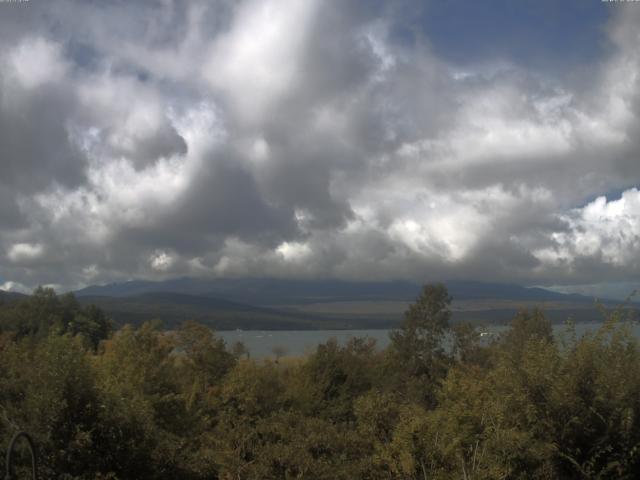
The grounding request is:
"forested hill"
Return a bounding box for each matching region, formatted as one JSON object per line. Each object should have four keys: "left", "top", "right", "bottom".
{"left": 76, "top": 292, "right": 348, "bottom": 330}
{"left": 0, "top": 290, "right": 26, "bottom": 303}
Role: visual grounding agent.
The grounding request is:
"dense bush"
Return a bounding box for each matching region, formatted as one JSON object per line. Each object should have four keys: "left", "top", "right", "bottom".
{"left": 0, "top": 285, "right": 639, "bottom": 479}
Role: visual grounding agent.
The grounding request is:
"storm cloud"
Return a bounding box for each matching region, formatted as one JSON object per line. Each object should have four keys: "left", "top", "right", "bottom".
{"left": 0, "top": 0, "right": 639, "bottom": 293}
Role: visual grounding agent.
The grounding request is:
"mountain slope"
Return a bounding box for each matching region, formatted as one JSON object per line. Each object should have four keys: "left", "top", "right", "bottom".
{"left": 0, "top": 290, "right": 27, "bottom": 303}
{"left": 77, "top": 292, "right": 352, "bottom": 330}
{"left": 71, "top": 278, "right": 632, "bottom": 330}
{"left": 75, "top": 278, "right": 603, "bottom": 305}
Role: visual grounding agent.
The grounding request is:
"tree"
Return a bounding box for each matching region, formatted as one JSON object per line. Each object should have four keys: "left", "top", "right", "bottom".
{"left": 0, "top": 288, "right": 112, "bottom": 349}
{"left": 500, "top": 308, "right": 553, "bottom": 361}
{"left": 94, "top": 321, "right": 205, "bottom": 479}
{"left": 176, "top": 320, "right": 236, "bottom": 392}
{"left": 291, "top": 337, "right": 379, "bottom": 423}
{"left": 0, "top": 334, "right": 105, "bottom": 478}
{"left": 451, "top": 321, "right": 486, "bottom": 366}
{"left": 388, "top": 283, "right": 452, "bottom": 403}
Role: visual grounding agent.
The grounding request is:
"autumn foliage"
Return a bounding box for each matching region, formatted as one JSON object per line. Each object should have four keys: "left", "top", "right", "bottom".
{"left": 0, "top": 285, "right": 639, "bottom": 479}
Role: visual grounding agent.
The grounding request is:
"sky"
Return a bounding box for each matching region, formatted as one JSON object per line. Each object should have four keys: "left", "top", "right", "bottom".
{"left": 0, "top": 0, "right": 639, "bottom": 297}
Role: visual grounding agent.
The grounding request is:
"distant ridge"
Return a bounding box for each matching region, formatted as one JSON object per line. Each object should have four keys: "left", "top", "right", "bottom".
{"left": 77, "top": 291, "right": 348, "bottom": 330}
{"left": 0, "top": 290, "right": 27, "bottom": 302}
{"left": 69, "top": 278, "right": 634, "bottom": 330}
{"left": 75, "top": 277, "right": 601, "bottom": 305}
{"left": 0, "top": 280, "right": 629, "bottom": 331}
{"left": 445, "top": 281, "right": 591, "bottom": 302}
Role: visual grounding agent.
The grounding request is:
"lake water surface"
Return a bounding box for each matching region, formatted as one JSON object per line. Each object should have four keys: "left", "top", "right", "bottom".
{"left": 218, "top": 322, "right": 640, "bottom": 358}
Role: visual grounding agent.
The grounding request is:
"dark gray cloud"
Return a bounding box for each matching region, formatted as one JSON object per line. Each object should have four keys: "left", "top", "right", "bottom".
{"left": 0, "top": 0, "right": 639, "bottom": 293}
{"left": 0, "top": 63, "right": 86, "bottom": 192}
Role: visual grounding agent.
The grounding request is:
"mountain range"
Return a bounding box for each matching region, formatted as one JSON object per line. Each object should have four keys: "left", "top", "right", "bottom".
{"left": 72, "top": 278, "right": 630, "bottom": 329}
{"left": 74, "top": 277, "right": 593, "bottom": 304}
{"left": 2, "top": 278, "right": 631, "bottom": 330}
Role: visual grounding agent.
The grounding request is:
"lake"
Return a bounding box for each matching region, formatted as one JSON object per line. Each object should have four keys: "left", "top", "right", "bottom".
{"left": 218, "top": 321, "right": 640, "bottom": 358}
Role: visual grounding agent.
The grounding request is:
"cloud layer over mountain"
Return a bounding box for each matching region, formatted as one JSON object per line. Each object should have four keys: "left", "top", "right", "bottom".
{"left": 0, "top": 0, "right": 639, "bottom": 292}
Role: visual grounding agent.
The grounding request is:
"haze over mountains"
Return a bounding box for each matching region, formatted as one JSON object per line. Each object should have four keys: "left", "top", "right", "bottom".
{"left": 2, "top": 278, "right": 631, "bottom": 330}
{"left": 55, "top": 278, "right": 627, "bottom": 330}
{"left": 74, "top": 277, "right": 591, "bottom": 304}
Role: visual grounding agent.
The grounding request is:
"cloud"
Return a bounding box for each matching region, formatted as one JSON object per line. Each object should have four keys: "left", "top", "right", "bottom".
{"left": 533, "top": 188, "right": 640, "bottom": 280}
{"left": 204, "top": 0, "right": 319, "bottom": 124}
{"left": 0, "top": 1, "right": 638, "bottom": 292}
{"left": 7, "top": 37, "right": 68, "bottom": 89}
{"left": 0, "top": 36, "right": 87, "bottom": 195}
{"left": 7, "top": 243, "right": 44, "bottom": 264}
{"left": 150, "top": 250, "right": 175, "bottom": 272}
{"left": 0, "top": 281, "right": 30, "bottom": 294}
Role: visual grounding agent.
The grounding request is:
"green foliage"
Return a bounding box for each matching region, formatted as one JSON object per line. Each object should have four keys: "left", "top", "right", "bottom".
{"left": 387, "top": 283, "right": 453, "bottom": 404}
{"left": 0, "top": 334, "right": 102, "bottom": 478}
{"left": 176, "top": 320, "right": 236, "bottom": 398}
{"left": 451, "top": 321, "right": 489, "bottom": 366}
{"left": 291, "top": 336, "right": 380, "bottom": 422}
{"left": 390, "top": 283, "right": 452, "bottom": 374}
{"left": 0, "top": 287, "right": 112, "bottom": 349}
{"left": 0, "top": 285, "right": 639, "bottom": 479}
{"left": 501, "top": 308, "right": 554, "bottom": 356}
